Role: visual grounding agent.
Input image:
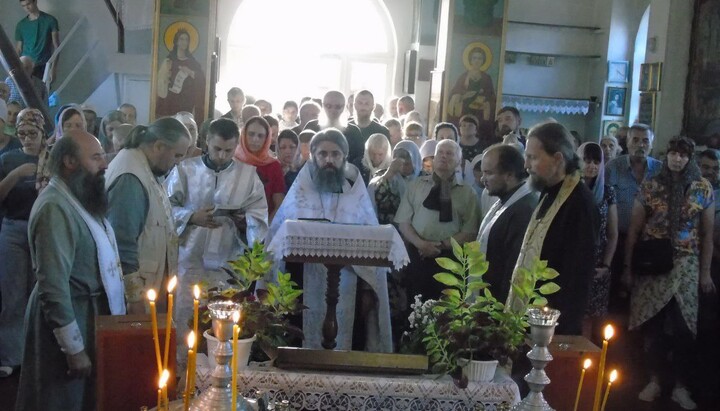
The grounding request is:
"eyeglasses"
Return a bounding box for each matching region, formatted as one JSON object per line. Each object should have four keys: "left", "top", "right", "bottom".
{"left": 17, "top": 130, "right": 42, "bottom": 140}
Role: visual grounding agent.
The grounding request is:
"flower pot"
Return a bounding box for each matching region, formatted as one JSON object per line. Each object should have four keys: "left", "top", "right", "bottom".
{"left": 462, "top": 359, "right": 498, "bottom": 383}
{"left": 203, "top": 329, "right": 256, "bottom": 370}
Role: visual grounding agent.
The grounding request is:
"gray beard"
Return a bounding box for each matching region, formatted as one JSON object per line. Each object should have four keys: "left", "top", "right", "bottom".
{"left": 67, "top": 168, "right": 108, "bottom": 217}
{"left": 312, "top": 161, "right": 346, "bottom": 193}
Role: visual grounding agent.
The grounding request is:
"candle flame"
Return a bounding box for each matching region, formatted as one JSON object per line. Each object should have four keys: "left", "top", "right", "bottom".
{"left": 609, "top": 369, "right": 618, "bottom": 382}
{"left": 167, "top": 276, "right": 177, "bottom": 293}
{"left": 604, "top": 324, "right": 614, "bottom": 341}
{"left": 583, "top": 358, "right": 592, "bottom": 369}
{"left": 232, "top": 310, "right": 240, "bottom": 324}
{"left": 147, "top": 289, "right": 156, "bottom": 302}
{"left": 187, "top": 331, "right": 196, "bottom": 349}
{"left": 193, "top": 284, "right": 200, "bottom": 300}
{"left": 159, "top": 369, "right": 170, "bottom": 389}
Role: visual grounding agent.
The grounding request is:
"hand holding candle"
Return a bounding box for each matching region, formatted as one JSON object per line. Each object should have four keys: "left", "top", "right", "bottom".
{"left": 592, "top": 324, "right": 614, "bottom": 411}
{"left": 231, "top": 310, "right": 240, "bottom": 411}
{"left": 600, "top": 369, "right": 618, "bottom": 411}
{"left": 147, "top": 289, "right": 162, "bottom": 377}
{"left": 573, "top": 358, "right": 592, "bottom": 411}
{"left": 163, "top": 276, "right": 178, "bottom": 371}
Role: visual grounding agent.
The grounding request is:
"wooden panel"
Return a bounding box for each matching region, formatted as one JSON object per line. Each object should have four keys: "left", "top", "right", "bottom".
{"left": 276, "top": 347, "right": 428, "bottom": 375}
{"left": 542, "top": 335, "right": 601, "bottom": 411}
{"left": 96, "top": 314, "right": 177, "bottom": 411}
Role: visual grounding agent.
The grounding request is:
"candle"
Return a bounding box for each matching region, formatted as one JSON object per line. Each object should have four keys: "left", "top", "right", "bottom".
{"left": 231, "top": 310, "right": 240, "bottom": 411}
{"left": 600, "top": 369, "right": 618, "bottom": 411}
{"left": 573, "top": 358, "right": 592, "bottom": 411}
{"left": 192, "top": 285, "right": 200, "bottom": 349}
{"left": 158, "top": 369, "right": 170, "bottom": 411}
{"left": 183, "top": 331, "right": 196, "bottom": 411}
{"left": 147, "top": 289, "right": 162, "bottom": 377}
{"left": 592, "top": 324, "right": 614, "bottom": 411}
{"left": 163, "top": 276, "right": 178, "bottom": 371}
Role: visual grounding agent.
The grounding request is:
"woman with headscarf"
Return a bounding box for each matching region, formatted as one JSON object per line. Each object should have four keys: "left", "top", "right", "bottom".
{"left": 623, "top": 137, "right": 715, "bottom": 409}
{"left": 99, "top": 110, "right": 125, "bottom": 153}
{"left": 0, "top": 108, "right": 45, "bottom": 377}
{"left": 367, "top": 140, "right": 422, "bottom": 225}
{"left": 357, "top": 133, "right": 392, "bottom": 186}
{"left": 234, "top": 116, "right": 286, "bottom": 222}
{"left": 53, "top": 105, "right": 86, "bottom": 143}
{"left": 577, "top": 142, "right": 618, "bottom": 338}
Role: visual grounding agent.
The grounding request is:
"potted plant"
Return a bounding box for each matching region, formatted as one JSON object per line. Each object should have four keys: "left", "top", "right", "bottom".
{"left": 193, "top": 241, "right": 304, "bottom": 367}
{"left": 416, "top": 239, "right": 560, "bottom": 387}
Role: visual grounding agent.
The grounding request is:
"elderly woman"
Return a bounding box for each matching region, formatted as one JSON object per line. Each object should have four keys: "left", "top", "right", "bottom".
{"left": 601, "top": 135, "right": 622, "bottom": 162}
{"left": 174, "top": 111, "right": 203, "bottom": 158}
{"left": 0, "top": 109, "right": 45, "bottom": 377}
{"left": 234, "top": 116, "right": 286, "bottom": 222}
{"left": 623, "top": 136, "right": 715, "bottom": 410}
{"left": 577, "top": 142, "right": 618, "bottom": 338}
{"left": 357, "top": 133, "right": 392, "bottom": 185}
{"left": 368, "top": 140, "right": 422, "bottom": 225}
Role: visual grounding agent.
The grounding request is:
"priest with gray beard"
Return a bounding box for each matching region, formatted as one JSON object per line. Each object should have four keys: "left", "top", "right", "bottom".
{"left": 16, "top": 130, "right": 126, "bottom": 411}
{"left": 268, "top": 128, "right": 393, "bottom": 352}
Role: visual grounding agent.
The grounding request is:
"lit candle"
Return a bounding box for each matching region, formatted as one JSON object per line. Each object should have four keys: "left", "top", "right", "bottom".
{"left": 600, "top": 369, "right": 618, "bottom": 411}
{"left": 192, "top": 285, "right": 200, "bottom": 349}
{"left": 147, "top": 289, "right": 162, "bottom": 377}
{"left": 163, "top": 276, "right": 178, "bottom": 371}
{"left": 231, "top": 310, "right": 240, "bottom": 411}
{"left": 573, "top": 358, "right": 592, "bottom": 411}
{"left": 183, "top": 331, "right": 196, "bottom": 411}
{"left": 158, "top": 369, "right": 170, "bottom": 411}
{"left": 592, "top": 325, "right": 614, "bottom": 411}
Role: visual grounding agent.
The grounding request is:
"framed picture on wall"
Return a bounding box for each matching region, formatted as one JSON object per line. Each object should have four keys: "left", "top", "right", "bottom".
{"left": 605, "top": 87, "right": 626, "bottom": 116}
{"left": 607, "top": 61, "right": 629, "bottom": 83}
{"left": 602, "top": 120, "right": 624, "bottom": 137}
{"left": 638, "top": 92, "right": 657, "bottom": 128}
{"left": 648, "top": 62, "right": 663, "bottom": 91}
{"left": 640, "top": 63, "right": 652, "bottom": 91}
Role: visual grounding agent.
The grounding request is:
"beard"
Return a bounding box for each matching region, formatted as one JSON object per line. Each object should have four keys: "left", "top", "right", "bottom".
{"left": 499, "top": 125, "right": 513, "bottom": 136}
{"left": 529, "top": 174, "right": 548, "bottom": 191}
{"left": 312, "top": 160, "right": 346, "bottom": 193}
{"left": 67, "top": 168, "right": 109, "bottom": 217}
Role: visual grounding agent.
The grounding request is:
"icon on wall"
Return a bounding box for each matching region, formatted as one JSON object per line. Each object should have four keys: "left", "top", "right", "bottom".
{"left": 605, "top": 87, "right": 626, "bottom": 117}
{"left": 603, "top": 120, "right": 624, "bottom": 137}
{"left": 607, "top": 61, "right": 629, "bottom": 83}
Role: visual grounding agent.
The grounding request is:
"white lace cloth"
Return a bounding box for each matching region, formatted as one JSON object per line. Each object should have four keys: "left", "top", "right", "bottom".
{"left": 194, "top": 356, "right": 520, "bottom": 411}
{"left": 267, "top": 220, "right": 410, "bottom": 271}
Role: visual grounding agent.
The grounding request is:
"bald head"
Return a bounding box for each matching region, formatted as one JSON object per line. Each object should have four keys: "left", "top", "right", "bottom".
{"left": 323, "top": 91, "right": 346, "bottom": 122}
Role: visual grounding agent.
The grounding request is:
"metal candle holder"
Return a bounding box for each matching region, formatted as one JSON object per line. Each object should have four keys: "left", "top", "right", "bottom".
{"left": 511, "top": 307, "right": 561, "bottom": 411}
{"left": 187, "top": 300, "right": 253, "bottom": 411}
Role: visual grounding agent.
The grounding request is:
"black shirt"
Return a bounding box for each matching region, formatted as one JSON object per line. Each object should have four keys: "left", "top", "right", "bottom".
{"left": 350, "top": 119, "right": 391, "bottom": 145}
{"left": 0, "top": 148, "right": 39, "bottom": 221}
{"left": 303, "top": 119, "right": 364, "bottom": 165}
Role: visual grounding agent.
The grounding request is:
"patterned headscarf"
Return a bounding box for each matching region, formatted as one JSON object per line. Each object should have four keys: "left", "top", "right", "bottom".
{"left": 17, "top": 108, "right": 50, "bottom": 191}
{"left": 16, "top": 108, "right": 45, "bottom": 131}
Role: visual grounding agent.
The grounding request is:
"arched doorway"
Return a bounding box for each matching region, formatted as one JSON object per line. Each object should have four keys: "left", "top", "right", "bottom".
{"left": 218, "top": 0, "right": 397, "bottom": 113}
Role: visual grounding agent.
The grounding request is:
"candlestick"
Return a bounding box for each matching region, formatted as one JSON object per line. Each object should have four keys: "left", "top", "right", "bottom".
{"left": 158, "top": 369, "right": 169, "bottom": 411}
{"left": 163, "top": 276, "right": 177, "bottom": 371}
{"left": 231, "top": 310, "right": 240, "bottom": 411}
{"left": 183, "top": 331, "right": 196, "bottom": 411}
{"left": 600, "top": 369, "right": 618, "bottom": 411}
{"left": 573, "top": 358, "right": 592, "bottom": 411}
{"left": 147, "top": 289, "right": 162, "bottom": 377}
{"left": 592, "top": 324, "right": 614, "bottom": 411}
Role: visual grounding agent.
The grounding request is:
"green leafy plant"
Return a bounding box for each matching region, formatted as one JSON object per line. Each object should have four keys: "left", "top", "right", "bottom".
{"left": 193, "top": 242, "right": 305, "bottom": 358}
{"left": 419, "top": 239, "right": 559, "bottom": 387}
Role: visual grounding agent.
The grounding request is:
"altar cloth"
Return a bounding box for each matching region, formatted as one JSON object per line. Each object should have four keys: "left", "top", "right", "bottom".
{"left": 195, "top": 355, "right": 520, "bottom": 411}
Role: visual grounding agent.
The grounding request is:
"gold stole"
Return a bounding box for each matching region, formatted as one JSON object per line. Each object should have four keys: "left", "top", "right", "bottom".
{"left": 505, "top": 172, "right": 581, "bottom": 312}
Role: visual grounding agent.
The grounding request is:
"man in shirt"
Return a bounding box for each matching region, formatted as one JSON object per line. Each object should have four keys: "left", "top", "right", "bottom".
{"left": 605, "top": 123, "right": 662, "bottom": 308}
{"left": 106, "top": 118, "right": 190, "bottom": 313}
{"left": 397, "top": 95, "right": 415, "bottom": 118}
{"left": 303, "top": 90, "right": 364, "bottom": 164}
{"left": 292, "top": 101, "right": 321, "bottom": 135}
{"left": 495, "top": 106, "right": 526, "bottom": 146}
{"left": 15, "top": 0, "right": 60, "bottom": 82}
{"left": 269, "top": 129, "right": 392, "bottom": 352}
{"left": 118, "top": 103, "right": 137, "bottom": 126}
{"left": 477, "top": 144, "right": 537, "bottom": 302}
{"left": 165, "top": 118, "right": 268, "bottom": 337}
{"left": 395, "top": 139, "right": 480, "bottom": 301}
{"left": 507, "top": 122, "right": 599, "bottom": 335}
{"left": 222, "top": 87, "right": 246, "bottom": 129}
{"left": 16, "top": 130, "right": 125, "bottom": 410}
{"left": 349, "top": 90, "right": 390, "bottom": 143}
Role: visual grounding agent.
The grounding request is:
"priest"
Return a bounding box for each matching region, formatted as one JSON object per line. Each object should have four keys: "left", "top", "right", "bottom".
{"left": 268, "top": 128, "right": 392, "bottom": 352}
{"left": 16, "top": 130, "right": 126, "bottom": 411}
{"left": 507, "top": 122, "right": 599, "bottom": 335}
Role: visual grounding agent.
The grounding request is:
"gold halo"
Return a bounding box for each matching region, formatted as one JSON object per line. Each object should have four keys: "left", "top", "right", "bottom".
{"left": 163, "top": 21, "right": 200, "bottom": 54}
{"left": 463, "top": 42, "right": 493, "bottom": 72}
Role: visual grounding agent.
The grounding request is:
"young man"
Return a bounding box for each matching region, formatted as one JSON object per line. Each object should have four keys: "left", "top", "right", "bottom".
{"left": 303, "top": 90, "right": 364, "bottom": 164}
{"left": 15, "top": 0, "right": 60, "bottom": 81}
{"left": 350, "top": 90, "right": 390, "bottom": 143}
{"left": 222, "top": 87, "right": 246, "bottom": 128}
{"left": 117, "top": 103, "right": 137, "bottom": 126}
{"left": 495, "top": 106, "right": 525, "bottom": 146}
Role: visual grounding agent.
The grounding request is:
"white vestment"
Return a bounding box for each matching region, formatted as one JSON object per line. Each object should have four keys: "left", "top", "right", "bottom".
{"left": 269, "top": 163, "right": 393, "bottom": 352}
{"left": 165, "top": 157, "right": 268, "bottom": 340}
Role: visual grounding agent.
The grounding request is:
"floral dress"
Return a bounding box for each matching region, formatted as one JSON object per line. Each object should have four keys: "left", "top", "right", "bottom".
{"left": 629, "top": 177, "right": 714, "bottom": 335}
{"left": 371, "top": 174, "right": 403, "bottom": 225}
{"left": 587, "top": 185, "right": 616, "bottom": 317}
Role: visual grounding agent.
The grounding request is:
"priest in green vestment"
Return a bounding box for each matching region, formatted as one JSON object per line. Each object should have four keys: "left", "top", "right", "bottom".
{"left": 16, "top": 130, "right": 126, "bottom": 411}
